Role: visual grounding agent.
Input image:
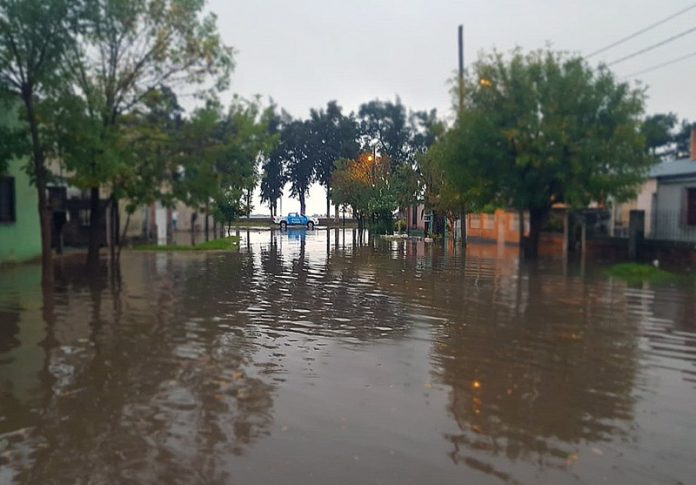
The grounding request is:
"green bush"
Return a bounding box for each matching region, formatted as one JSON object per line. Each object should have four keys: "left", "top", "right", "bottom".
{"left": 134, "top": 236, "right": 240, "bottom": 252}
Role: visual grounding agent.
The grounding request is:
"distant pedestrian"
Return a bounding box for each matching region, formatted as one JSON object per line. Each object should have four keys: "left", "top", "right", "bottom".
{"left": 172, "top": 210, "right": 179, "bottom": 231}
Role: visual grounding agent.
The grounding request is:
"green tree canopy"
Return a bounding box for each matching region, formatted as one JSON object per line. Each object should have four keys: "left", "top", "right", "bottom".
{"left": 439, "top": 49, "right": 652, "bottom": 257}
{"left": 276, "top": 119, "right": 314, "bottom": 215}
{"left": 59, "top": 0, "right": 233, "bottom": 262}
{"left": 175, "top": 97, "right": 276, "bottom": 237}
{"left": 641, "top": 113, "right": 678, "bottom": 158}
{"left": 308, "top": 101, "right": 359, "bottom": 217}
{"left": 332, "top": 154, "right": 399, "bottom": 233}
{"left": 0, "top": 0, "right": 82, "bottom": 275}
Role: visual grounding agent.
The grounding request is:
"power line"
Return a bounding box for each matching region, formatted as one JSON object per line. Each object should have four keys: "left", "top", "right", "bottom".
{"left": 606, "top": 25, "right": 696, "bottom": 66}
{"left": 622, "top": 49, "right": 696, "bottom": 78}
{"left": 587, "top": 3, "right": 696, "bottom": 58}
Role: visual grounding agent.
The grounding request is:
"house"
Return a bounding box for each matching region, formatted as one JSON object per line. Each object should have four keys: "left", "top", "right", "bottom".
{"left": 404, "top": 204, "right": 427, "bottom": 234}
{"left": 0, "top": 102, "right": 41, "bottom": 264}
{"left": 610, "top": 128, "right": 696, "bottom": 242}
{"left": 0, "top": 158, "right": 42, "bottom": 264}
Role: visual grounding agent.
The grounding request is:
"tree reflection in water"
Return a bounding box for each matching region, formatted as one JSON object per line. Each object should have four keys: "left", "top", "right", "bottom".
{"left": 0, "top": 253, "right": 277, "bottom": 483}
{"left": 433, "top": 262, "right": 638, "bottom": 472}
{"left": 2, "top": 231, "right": 694, "bottom": 484}
{"left": 356, "top": 241, "right": 639, "bottom": 476}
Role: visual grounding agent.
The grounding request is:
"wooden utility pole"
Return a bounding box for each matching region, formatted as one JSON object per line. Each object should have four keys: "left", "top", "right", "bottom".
{"left": 458, "top": 25, "right": 464, "bottom": 111}
{"left": 457, "top": 25, "right": 467, "bottom": 245}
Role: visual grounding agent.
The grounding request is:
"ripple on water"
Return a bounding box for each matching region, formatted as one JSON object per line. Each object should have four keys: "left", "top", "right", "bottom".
{"left": 0, "top": 230, "right": 694, "bottom": 484}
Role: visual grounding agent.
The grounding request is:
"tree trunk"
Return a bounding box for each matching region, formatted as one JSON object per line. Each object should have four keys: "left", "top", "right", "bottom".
{"left": 299, "top": 191, "right": 306, "bottom": 215}
{"left": 460, "top": 206, "right": 467, "bottom": 245}
{"left": 87, "top": 186, "right": 102, "bottom": 267}
{"left": 525, "top": 206, "right": 550, "bottom": 259}
{"left": 22, "top": 88, "right": 53, "bottom": 284}
{"left": 204, "top": 202, "right": 210, "bottom": 242}
{"left": 118, "top": 212, "right": 131, "bottom": 259}
{"left": 109, "top": 196, "right": 117, "bottom": 263}
{"left": 246, "top": 189, "right": 252, "bottom": 220}
{"left": 518, "top": 208, "right": 525, "bottom": 257}
{"left": 191, "top": 212, "right": 196, "bottom": 246}
{"left": 326, "top": 187, "right": 331, "bottom": 225}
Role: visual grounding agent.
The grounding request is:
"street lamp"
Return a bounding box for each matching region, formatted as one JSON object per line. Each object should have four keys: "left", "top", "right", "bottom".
{"left": 367, "top": 143, "right": 377, "bottom": 162}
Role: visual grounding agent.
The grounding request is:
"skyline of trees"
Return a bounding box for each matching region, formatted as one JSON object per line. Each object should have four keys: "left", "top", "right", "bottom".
{"left": 1, "top": 0, "right": 693, "bottom": 270}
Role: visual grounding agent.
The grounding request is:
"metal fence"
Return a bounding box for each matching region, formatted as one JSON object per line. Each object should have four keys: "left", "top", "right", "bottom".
{"left": 648, "top": 210, "right": 696, "bottom": 243}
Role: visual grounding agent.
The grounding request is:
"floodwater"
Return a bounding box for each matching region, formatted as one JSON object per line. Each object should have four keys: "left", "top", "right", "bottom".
{"left": 1, "top": 229, "right": 695, "bottom": 484}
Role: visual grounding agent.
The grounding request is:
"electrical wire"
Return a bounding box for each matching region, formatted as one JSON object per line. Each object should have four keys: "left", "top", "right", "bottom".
{"left": 606, "top": 25, "right": 696, "bottom": 66}
{"left": 622, "top": 49, "right": 696, "bottom": 78}
{"left": 587, "top": 2, "right": 696, "bottom": 58}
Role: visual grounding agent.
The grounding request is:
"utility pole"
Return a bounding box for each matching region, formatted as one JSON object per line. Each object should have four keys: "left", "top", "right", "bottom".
{"left": 458, "top": 24, "right": 464, "bottom": 112}
{"left": 458, "top": 25, "right": 467, "bottom": 246}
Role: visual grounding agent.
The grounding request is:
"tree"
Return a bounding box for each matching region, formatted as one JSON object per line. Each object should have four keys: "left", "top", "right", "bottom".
{"left": 212, "top": 187, "right": 243, "bottom": 236}
{"left": 173, "top": 101, "right": 223, "bottom": 241}
{"left": 114, "top": 86, "right": 184, "bottom": 252}
{"left": 332, "top": 154, "right": 398, "bottom": 234}
{"left": 279, "top": 120, "right": 314, "bottom": 215}
{"left": 440, "top": 49, "right": 652, "bottom": 258}
{"left": 308, "top": 101, "right": 359, "bottom": 219}
{"left": 358, "top": 98, "right": 413, "bottom": 166}
{"left": 358, "top": 100, "right": 443, "bottom": 229}
{"left": 260, "top": 150, "right": 285, "bottom": 216}
{"left": 0, "top": 0, "right": 81, "bottom": 278}
{"left": 61, "top": 0, "right": 233, "bottom": 264}
{"left": 176, "top": 97, "right": 275, "bottom": 241}
{"left": 259, "top": 108, "right": 290, "bottom": 216}
{"left": 641, "top": 113, "right": 677, "bottom": 158}
{"left": 673, "top": 119, "right": 695, "bottom": 159}
{"left": 0, "top": 98, "right": 29, "bottom": 174}
{"left": 639, "top": 115, "right": 694, "bottom": 161}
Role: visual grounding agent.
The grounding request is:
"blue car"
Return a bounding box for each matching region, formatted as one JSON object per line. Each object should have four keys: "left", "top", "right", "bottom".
{"left": 273, "top": 212, "right": 319, "bottom": 230}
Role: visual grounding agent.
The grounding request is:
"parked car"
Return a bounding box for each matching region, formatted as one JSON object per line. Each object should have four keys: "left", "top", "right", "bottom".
{"left": 272, "top": 212, "right": 319, "bottom": 230}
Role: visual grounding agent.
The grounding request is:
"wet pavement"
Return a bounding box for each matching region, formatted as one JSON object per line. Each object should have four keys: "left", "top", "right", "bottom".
{"left": 1, "top": 229, "right": 695, "bottom": 484}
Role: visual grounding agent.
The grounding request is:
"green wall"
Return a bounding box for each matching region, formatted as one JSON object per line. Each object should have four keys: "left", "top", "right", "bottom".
{"left": 0, "top": 157, "right": 41, "bottom": 263}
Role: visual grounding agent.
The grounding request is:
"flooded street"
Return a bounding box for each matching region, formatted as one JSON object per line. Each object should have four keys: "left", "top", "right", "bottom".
{"left": 1, "top": 229, "right": 695, "bottom": 484}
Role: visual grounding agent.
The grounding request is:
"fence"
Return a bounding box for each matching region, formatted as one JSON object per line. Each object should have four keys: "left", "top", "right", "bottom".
{"left": 648, "top": 210, "right": 696, "bottom": 243}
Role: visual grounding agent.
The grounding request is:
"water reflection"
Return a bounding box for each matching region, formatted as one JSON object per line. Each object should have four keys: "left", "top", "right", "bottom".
{"left": 1, "top": 229, "right": 695, "bottom": 484}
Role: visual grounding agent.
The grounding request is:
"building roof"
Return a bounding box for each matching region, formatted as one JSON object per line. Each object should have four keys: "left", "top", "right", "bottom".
{"left": 650, "top": 157, "right": 696, "bottom": 179}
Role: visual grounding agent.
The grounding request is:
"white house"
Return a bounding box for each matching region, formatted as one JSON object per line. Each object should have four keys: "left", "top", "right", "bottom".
{"left": 611, "top": 129, "right": 696, "bottom": 242}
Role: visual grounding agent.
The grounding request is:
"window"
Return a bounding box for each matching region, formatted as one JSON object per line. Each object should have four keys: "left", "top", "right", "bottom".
{"left": 0, "top": 177, "right": 16, "bottom": 223}
{"left": 411, "top": 205, "right": 417, "bottom": 225}
{"left": 688, "top": 188, "right": 696, "bottom": 226}
{"left": 484, "top": 214, "right": 495, "bottom": 230}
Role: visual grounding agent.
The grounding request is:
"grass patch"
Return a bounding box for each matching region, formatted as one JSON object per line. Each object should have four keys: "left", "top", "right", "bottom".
{"left": 134, "top": 236, "right": 240, "bottom": 252}
{"left": 605, "top": 263, "right": 690, "bottom": 284}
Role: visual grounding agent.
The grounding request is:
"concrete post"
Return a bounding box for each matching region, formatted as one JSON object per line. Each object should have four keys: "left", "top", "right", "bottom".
{"left": 628, "top": 210, "right": 645, "bottom": 261}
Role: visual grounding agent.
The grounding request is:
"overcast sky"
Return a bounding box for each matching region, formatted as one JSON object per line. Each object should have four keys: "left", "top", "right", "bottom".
{"left": 207, "top": 0, "right": 696, "bottom": 216}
